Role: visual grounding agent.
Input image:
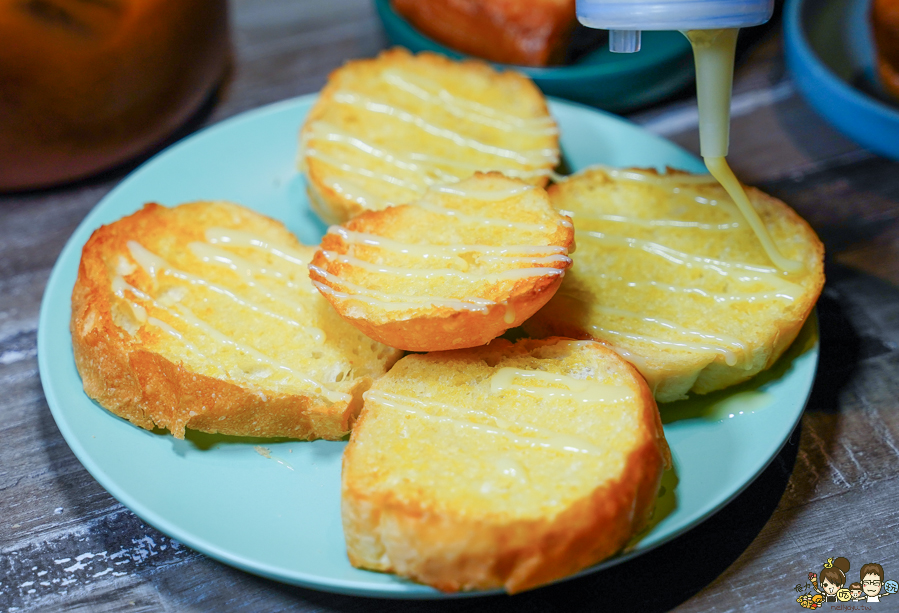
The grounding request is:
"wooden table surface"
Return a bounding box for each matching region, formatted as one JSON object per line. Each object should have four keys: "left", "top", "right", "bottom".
{"left": 2, "top": 1, "right": 898, "bottom": 611}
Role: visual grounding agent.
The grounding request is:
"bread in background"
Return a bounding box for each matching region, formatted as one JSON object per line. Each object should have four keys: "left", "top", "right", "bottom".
{"left": 309, "top": 173, "right": 573, "bottom": 352}
{"left": 299, "top": 48, "right": 559, "bottom": 225}
{"left": 71, "top": 201, "right": 402, "bottom": 439}
{"left": 391, "top": 0, "right": 576, "bottom": 67}
{"left": 873, "top": 0, "right": 899, "bottom": 99}
{"left": 523, "top": 166, "right": 825, "bottom": 403}
{"left": 342, "top": 337, "right": 670, "bottom": 593}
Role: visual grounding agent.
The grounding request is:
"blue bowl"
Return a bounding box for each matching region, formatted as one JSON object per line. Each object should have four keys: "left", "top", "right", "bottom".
{"left": 784, "top": 0, "right": 899, "bottom": 160}
{"left": 372, "top": 0, "right": 695, "bottom": 112}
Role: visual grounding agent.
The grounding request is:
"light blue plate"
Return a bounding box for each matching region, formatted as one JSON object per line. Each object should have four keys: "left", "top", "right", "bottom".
{"left": 37, "top": 95, "right": 819, "bottom": 598}
{"left": 784, "top": 0, "right": 899, "bottom": 160}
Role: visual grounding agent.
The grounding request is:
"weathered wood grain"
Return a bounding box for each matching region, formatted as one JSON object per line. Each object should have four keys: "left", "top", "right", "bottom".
{"left": 2, "top": 0, "right": 899, "bottom": 611}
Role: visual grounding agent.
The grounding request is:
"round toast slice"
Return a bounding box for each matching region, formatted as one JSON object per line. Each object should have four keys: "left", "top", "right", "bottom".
{"left": 299, "top": 47, "right": 559, "bottom": 224}
{"left": 342, "top": 337, "right": 671, "bottom": 594}
{"left": 308, "top": 172, "right": 574, "bottom": 352}
{"left": 71, "top": 201, "right": 403, "bottom": 439}
{"left": 524, "top": 166, "right": 825, "bottom": 402}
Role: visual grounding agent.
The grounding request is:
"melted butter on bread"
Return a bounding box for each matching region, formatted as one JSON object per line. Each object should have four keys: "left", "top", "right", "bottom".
{"left": 71, "top": 201, "right": 402, "bottom": 439}
{"left": 299, "top": 48, "right": 559, "bottom": 224}
{"left": 309, "top": 173, "right": 573, "bottom": 351}
{"left": 526, "top": 166, "right": 824, "bottom": 402}
{"left": 342, "top": 337, "right": 670, "bottom": 593}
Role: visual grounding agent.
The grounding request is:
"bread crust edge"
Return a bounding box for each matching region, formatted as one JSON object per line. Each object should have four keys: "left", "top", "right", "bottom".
{"left": 299, "top": 47, "right": 558, "bottom": 225}
{"left": 528, "top": 167, "right": 825, "bottom": 402}
{"left": 69, "top": 203, "right": 370, "bottom": 440}
{"left": 341, "top": 339, "right": 670, "bottom": 594}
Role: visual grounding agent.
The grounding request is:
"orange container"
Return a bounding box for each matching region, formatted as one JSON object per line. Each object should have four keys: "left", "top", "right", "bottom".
{"left": 0, "top": 0, "right": 230, "bottom": 190}
{"left": 873, "top": 0, "right": 899, "bottom": 99}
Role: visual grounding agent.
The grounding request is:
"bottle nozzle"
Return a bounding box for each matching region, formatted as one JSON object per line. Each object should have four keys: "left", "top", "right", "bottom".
{"left": 685, "top": 28, "right": 738, "bottom": 158}
{"left": 609, "top": 30, "right": 641, "bottom": 53}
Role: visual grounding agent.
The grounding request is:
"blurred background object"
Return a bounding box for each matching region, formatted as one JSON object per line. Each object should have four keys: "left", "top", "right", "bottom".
{"left": 391, "top": 0, "right": 579, "bottom": 67}
{"left": 784, "top": 0, "right": 899, "bottom": 161}
{"left": 375, "top": 0, "right": 694, "bottom": 111}
{"left": 0, "top": 0, "right": 230, "bottom": 191}
{"left": 872, "top": 0, "right": 899, "bottom": 99}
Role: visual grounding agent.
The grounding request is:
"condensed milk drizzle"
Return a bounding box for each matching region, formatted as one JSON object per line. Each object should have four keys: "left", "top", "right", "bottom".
{"left": 430, "top": 183, "right": 534, "bottom": 200}
{"left": 579, "top": 165, "right": 719, "bottom": 186}
{"left": 575, "top": 213, "right": 740, "bottom": 231}
{"left": 367, "top": 389, "right": 607, "bottom": 457}
{"left": 587, "top": 274, "right": 790, "bottom": 303}
{"left": 126, "top": 242, "right": 306, "bottom": 331}
{"left": 333, "top": 227, "right": 568, "bottom": 260}
{"left": 684, "top": 29, "right": 803, "bottom": 273}
{"left": 587, "top": 304, "right": 748, "bottom": 367}
{"left": 112, "top": 278, "right": 228, "bottom": 378}
{"left": 204, "top": 227, "right": 309, "bottom": 267}
{"left": 301, "top": 66, "right": 558, "bottom": 204}
{"left": 381, "top": 70, "right": 558, "bottom": 136}
{"left": 405, "top": 151, "right": 552, "bottom": 179}
{"left": 305, "top": 120, "right": 456, "bottom": 182}
{"left": 316, "top": 187, "right": 570, "bottom": 311}
{"left": 412, "top": 200, "right": 551, "bottom": 232}
{"left": 591, "top": 325, "right": 744, "bottom": 366}
{"left": 188, "top": 242, "right": 311, "bottom": 293}
{"left": 323, "top": 177, "right": 390, "bottom": 210}
{"left": 563, "top": 166, "right": 807, "bottom": 366}
{"left": 109, "top": 232, "right": 349, "bottom": 403}
{"left": 305, "top": 148, "right": 425, "bottom": 191}
{"left": 581, "top": 231, "right": 803, "bottom": 302}
{"left": 301, "top": 122, "right": 553, "bottom": 210}
{"left": 114, "top": 286, "right": 220, "bottom": 371}
{"left": 332, "top": 92, "right": 555, "bottom": 165}
{"left": 490, "top": 368, "right": 633, "bottom": 403}
{"left": 309, "top": 265, "right": 496, "bottom": 312}
{"left": 320, "top": 250, "right": 564, "bottom": 282}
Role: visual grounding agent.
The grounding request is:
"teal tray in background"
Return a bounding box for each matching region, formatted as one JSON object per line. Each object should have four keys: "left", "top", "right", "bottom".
{"left": 373, "top": 0, "right": 695, "bottom": 112}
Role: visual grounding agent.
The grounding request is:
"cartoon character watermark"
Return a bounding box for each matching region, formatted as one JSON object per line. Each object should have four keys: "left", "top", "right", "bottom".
{"left": 810, "top": 557, "right": 851, "bottom": 603}
{"left": 859, "top": 563, "right": 896, "bottom": 603}
{"left": 795, "top": 558, "right": 897, "bottom": 608}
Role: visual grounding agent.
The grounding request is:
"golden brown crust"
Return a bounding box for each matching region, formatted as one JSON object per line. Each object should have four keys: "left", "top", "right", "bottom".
{"left": 391, "top": 0, "right": 576, "bottom": 67}
{"left": 71, "top": 201, "right": 400, "bottom": 439}
{"left": 524, "top": 166, "right": 825, "bottom": 402}
{"left": 300, "top": 48, "right": 559, "bottom": 224}
{"left": 341, "top": 338, "right": 670, "bottom": 593}
{"left": 309, "top": 173, "right": 574, "bottom": 352}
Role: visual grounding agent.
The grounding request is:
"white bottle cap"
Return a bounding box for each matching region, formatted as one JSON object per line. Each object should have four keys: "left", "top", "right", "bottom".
{"left": 577, "top": 0, "right": 774, "bottom": 31}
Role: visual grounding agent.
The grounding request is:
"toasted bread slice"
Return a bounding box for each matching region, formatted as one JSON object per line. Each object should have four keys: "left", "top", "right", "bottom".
{"left": 309, "top": 173, "right": 574, "bottom": 352}
{"left": 71, "top": 201, "right": 403, "bottom": 439}
{"left": 523, "top": 166, "right": 825, "bottom": 402}
{"left": 299, "top": 48, "right": 559, "bottom": 225}
{"left": 391, "top": 0, "right": 576, "bottom": 67}
{"left": 342, "top": 337, "right": 670, "bottom": 594}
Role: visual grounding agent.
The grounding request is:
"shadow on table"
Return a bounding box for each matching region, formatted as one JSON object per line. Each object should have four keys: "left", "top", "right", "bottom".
{"left": 33, "top": 243, "right": 870, "bottom": 613}
{"left": 252, "top": 427, "right": 798, "bottom": 613}
{"left": 254, "top": 266, "right": 870, "bottom": 612}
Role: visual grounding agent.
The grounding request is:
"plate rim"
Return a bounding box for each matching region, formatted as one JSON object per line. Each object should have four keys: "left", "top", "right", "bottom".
{"left": 38, "top": 93, "right": 819, "bottom": 598}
